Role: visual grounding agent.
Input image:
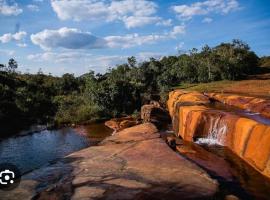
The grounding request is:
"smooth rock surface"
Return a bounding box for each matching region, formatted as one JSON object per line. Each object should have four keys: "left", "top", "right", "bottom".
{"left": 168, "top": 90, "right": 270, "bottom": 179}
{"left": 0, "top": 123, "right": 218, "bottom": 200}
{"left": 206, "top": 93, "right": 270, "bottom": 119}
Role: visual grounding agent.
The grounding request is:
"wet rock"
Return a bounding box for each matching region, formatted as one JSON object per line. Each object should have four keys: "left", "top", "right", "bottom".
{"left": 166, "top": 136, "right": 176, "bottom": 150}
{"left": 0, "top": 123, "right": 218, "bottom": 200}
{"left": 206, "top": 93, "right": 270, "bottom": 119}
{"left": 168, "top": 90, "right": 270, "bottom": 179}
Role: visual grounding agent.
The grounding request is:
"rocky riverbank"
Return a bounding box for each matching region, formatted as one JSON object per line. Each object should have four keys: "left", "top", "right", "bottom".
{"left": 168, "top": 90, "right": 270, "bottom": 179}
{"left": 0, "top": 123, "right": 218, "bottom": 200}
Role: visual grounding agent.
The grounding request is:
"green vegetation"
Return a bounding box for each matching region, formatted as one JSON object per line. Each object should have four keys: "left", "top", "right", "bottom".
{"left": 0, "top": 40, "right": 264, "bottom": 136}
{"left": 260, "top": 56, "right": 270, "bottom": 68}
{"left": 174, "top": 80, "right": 235, "bottom": 92}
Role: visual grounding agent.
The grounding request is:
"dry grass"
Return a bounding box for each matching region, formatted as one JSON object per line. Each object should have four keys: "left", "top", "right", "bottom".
{"left": 174, "top": 73, "right": 270, "bottom": 98}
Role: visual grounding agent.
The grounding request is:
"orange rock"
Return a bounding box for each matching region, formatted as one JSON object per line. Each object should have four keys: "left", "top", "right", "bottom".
{"left": 119, "top": 120, "right": 137, "bottom": 130}
{"left": 252, "top": 127, "right": 270, "bottom": 171}
{"left": 233, "top": 118, "right": 258, "bottom": 156}
{"left": 178, "top": 92, "right": 210, "bottom": 104}
{"left": 263, "top": 159, "right": 270, "bottom": 177}
{"left": 168, "top": 90, "right": 270, "bottom": 178}
{"left": 178, "top": 105, "right": 200, "bottom": 139}
{"left": 216, "top": 114, "right": 239, "bottom": 148}
{"left": 206, "top": 93, "right": 270, "bottom": 119}
{"left": 244, "top": 125, "right": 270, "bottom": 171}
{"left": 185, "top": 109, "right": 206, "bottom": 141}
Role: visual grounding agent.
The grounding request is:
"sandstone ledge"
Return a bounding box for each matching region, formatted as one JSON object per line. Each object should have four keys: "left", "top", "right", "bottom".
{"left": 0, "top": 123, "right": 218, "bottom": 200}
{"left": 206, "top": 93, "right": 270, "bottom": 119}
{"left": 168, "top": 90, "right": 270, "bottom": 179}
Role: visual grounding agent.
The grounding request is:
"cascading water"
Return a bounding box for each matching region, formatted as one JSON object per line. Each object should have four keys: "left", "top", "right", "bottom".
{"left": 196, "top": 116, "right": 227, "bottom": 145}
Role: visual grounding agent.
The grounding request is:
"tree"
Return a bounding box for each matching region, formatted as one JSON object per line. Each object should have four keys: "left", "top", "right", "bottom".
{"left": 8, "top": 58, "right": 18, "bottom": 73}
{"left": 128, "top": 56, "right": 136, "bottom": 68}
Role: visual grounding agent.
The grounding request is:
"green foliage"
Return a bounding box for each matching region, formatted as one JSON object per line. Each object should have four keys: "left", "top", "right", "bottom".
{"left": 260, "top": 56, "right": 270, "bottom": 68}
{"left": 0, "top": 40, "right": 264, "bottom": 135}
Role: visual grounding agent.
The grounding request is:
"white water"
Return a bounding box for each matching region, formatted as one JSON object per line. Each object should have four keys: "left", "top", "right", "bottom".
{"left": 195, "top": 116, "right": 227, "bottom": 146}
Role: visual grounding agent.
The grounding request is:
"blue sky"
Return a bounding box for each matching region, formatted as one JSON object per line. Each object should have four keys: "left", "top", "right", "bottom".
{"left": 0, "top": 0, "right": 270, "bottom": 76}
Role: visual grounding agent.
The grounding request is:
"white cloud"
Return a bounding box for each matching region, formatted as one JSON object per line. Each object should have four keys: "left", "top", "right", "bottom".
{"left": 30, "top": 27, "right": 106, "bottom": 50}
{"left": 156, "top": 19, "right": 173, "bottom": 26}
{"left": 27, "top": 4, "right": 39, "bottom": 12}
{"left": 105, "top": 34, "right": 166, "bottom": 48}
{"left": 170, "top": 25, "right": 186, "bottom": 37}
{"left": 172, "top": 0, "right": 240, "bottom": 20}
{"left": 31, "top": 26, "right": 186, "bottom": 50}
{"left": 0, "top": 0, "right": 23, "bottom": 16}
{"left": 27, "top": 24, "right": 179, "bottom": 54}
{"left": 50, "top": 0, "right": 169, "bottom": 28}
{"left": 122, "top": 16, "right": 160, "bottom": 29}
{"left": 0, "top": 49, "right": 15, "bottom": 56}
{"left": 202, "top": 17, "right": 213, "bottom": 23}
{"left": 0, "top": 31, "right": 27, "bottom": 43}
{"left": 105, "top": 25, "right": 185, "bottom": 48}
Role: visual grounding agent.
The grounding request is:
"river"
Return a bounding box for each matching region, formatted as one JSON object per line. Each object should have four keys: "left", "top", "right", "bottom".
{"left": 0, "top": 123, "right": 113, "bottom": 175}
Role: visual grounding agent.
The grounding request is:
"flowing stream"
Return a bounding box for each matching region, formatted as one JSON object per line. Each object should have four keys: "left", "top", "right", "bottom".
{"left": 180, "top": 101, "right": 270, "bottom": 199}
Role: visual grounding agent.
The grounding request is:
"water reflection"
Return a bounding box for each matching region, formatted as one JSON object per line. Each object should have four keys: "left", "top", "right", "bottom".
{"left": 178, "top": 141, "right": 270, "bottom": 200}
{"left": 0, "top": 127, "right": 90, "bottom": 174}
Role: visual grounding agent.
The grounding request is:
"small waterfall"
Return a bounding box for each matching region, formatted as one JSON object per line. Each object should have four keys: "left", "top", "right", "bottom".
{"left": 196, "top": 116, "right": 227, "bottom": 145}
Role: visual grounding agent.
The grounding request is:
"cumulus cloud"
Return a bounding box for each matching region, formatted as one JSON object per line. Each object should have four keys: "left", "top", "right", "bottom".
{"left": 122, "top": 16, "right": 160, "bottom": 29}
{"left": 0, "top": 0, "right": 23, "bottom": 16}
{"left": 170, "top": 25, "right": 186, "bottom": 37}
{"left": 156, "top": 19, "right": 173, "bottom": 26}
{"left": 50, "top": 0, "right": 170, "bottom": 28}
{"left": 104, "top": 25, "right": 185, "bottom": 48}
{"left": 30, "top": 27, "right": 106, "bottom": 50}
{"left": 105, "top": 34, "right": 167, "bottom": 48}
{"left": 0, "top": 31, "right": 27, "bottom": 43}
{"left": 172, "top": 0, "right": 240, "bottom": 20}
{"left": 27, "top": 4, "right": 39, "bottom": 12}
{"left": 31, "top": 26, "right": 186, "bottom": 50}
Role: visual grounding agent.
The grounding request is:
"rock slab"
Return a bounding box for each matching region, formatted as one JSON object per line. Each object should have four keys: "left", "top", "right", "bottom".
{"left": 0, "top": 123, "right": 218, "bottom": 200}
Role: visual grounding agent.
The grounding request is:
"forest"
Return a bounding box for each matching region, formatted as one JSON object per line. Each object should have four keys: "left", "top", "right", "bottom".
{"left": 0, "top": 40, "right": 265, "bottom": 135}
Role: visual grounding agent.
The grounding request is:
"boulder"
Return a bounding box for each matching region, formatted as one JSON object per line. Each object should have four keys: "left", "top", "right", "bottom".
{"left": 141, "top": 101, "right": 171, "bottom": 129}
{"left": 105, "top": 116, "right": 138, "bottom": 132}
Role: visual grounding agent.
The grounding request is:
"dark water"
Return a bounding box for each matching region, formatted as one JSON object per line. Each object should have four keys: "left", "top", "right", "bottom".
{"left": 0, "top": 123, "right": 112, "bottom": 174}
{"left": 210, "top": 101, "right": 270, "bottom": 125}
{"left": 178, "top": 141, "right": 270, "bottom": 200}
